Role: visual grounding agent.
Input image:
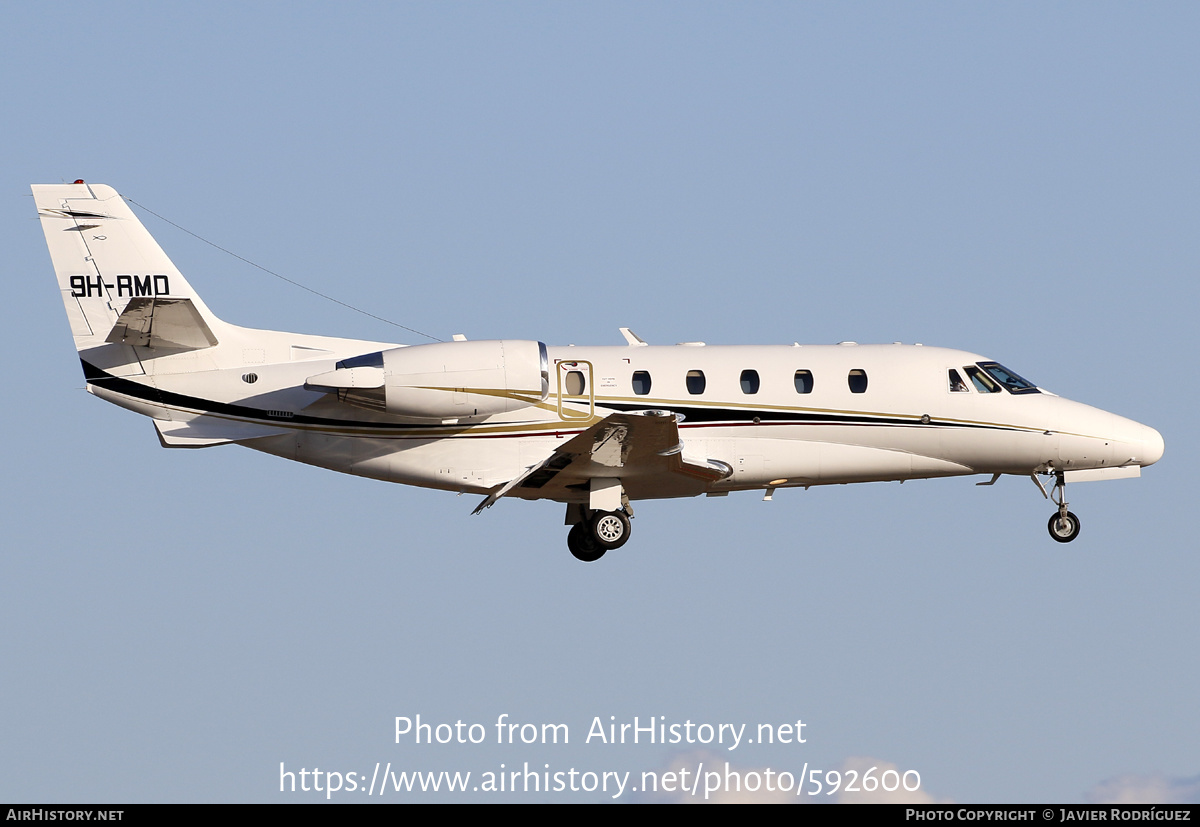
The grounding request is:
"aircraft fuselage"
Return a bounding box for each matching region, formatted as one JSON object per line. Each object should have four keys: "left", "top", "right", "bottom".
{"left": 38, "top": 182, "right": 1164, "bottom": 559}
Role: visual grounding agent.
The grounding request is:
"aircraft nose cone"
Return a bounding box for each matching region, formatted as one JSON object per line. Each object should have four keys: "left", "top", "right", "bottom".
{"left": 1138, "top": 425, "right": 1165, "bottom": 467}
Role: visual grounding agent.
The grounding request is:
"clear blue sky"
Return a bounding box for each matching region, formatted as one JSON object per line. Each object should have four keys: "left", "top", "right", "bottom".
{"left": 2, "top": 2, "right": 1196, "bottom": 803}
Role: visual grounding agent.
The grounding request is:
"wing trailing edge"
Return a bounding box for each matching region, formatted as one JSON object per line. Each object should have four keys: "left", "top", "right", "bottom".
{"left": 472, "top": 411, "right": 733, "bottom": 512}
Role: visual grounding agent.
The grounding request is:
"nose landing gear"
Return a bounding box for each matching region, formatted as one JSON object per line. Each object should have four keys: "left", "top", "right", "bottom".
{"left": 1037, "top": 470, "right": 1082, "bottom": 543}
{"left": 1048, "top": 510, "right": 1081, "bottom": 543}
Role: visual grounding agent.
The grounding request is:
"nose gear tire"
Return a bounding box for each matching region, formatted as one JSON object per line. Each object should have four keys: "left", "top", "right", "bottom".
{"left": 1047, "top": 511, "right": 1081, "bottom": 543}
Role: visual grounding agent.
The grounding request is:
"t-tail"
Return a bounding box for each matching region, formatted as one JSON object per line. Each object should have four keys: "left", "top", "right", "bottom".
{"left": 33, "top": 182, "right": 226, "bottom": 375}
{"left": 34, "top": 181, "right": 401, "bottom": 448}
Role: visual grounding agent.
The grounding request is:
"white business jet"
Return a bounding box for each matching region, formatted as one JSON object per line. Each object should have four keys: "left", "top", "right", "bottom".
{"left": 35, "top": 182, "right": 1164, "bottom": 561}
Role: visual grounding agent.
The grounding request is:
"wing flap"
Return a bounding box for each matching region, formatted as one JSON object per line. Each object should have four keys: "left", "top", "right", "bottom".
{"left": 473, "top": 411, "right": 732, "bottom": 511}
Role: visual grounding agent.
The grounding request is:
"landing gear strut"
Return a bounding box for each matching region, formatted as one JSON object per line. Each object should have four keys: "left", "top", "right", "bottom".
{"left": 1045, "top": 470, "right": 1081, "bottom": 543}
{"left": 565, "top": 508, "right": 632, "bottom": 562}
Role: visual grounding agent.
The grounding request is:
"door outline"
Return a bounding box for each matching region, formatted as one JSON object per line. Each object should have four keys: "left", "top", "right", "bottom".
{"left": 556, "top": 360, "right": 594, "bottom": 421}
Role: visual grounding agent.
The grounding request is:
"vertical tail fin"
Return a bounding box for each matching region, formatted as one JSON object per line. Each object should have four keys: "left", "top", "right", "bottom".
{"left": 33, "top": 183, "right": 224, "bottom": 358}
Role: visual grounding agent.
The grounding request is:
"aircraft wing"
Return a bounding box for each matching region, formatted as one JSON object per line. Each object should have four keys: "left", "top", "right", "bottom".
{"left": 473, "top": 410, "right": 732, "bottom": 513}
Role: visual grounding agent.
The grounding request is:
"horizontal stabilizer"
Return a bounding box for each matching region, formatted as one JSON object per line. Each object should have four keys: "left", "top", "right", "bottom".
{"left": 106, "top": 297, "right": 219, "bottom": 350}
{"left": 154, "top": 416, "right": 288, "bottom": 448}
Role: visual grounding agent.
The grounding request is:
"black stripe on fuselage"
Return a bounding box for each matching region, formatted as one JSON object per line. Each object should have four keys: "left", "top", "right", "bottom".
{"left": 81, "top": 359, "right": 436, "bottom": 432}
{"left": 81, "top": 359, "right": 1020, "bottom": 436}
{"left": 601, "top": 401, "right": 1010, "bottom": 431}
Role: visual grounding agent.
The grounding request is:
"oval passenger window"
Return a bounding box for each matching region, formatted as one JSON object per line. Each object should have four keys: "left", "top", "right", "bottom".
{"left": 848, "top": 369, "right": 868, "bottom": 393}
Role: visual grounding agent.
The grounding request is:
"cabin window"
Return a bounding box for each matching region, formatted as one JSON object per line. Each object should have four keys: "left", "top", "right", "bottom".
{"left": 686, "top": 370, "right": 706, "bottom": 395}
{"left": 964, "top": 366, "right": 1001, "bottom": 393}
{"left": 948, "top": 369, "right": 969, "bottom": 392}
{"left": 565, "top": 370, "right": 586, "bottom": 396}
{"left": 794, "top": 370, "right": 814, "bottom": 394}
{"left": 740, "top": 369, "right": 760, "bottom": 394}
{"left": 632, "top": 371, "right": 652, "bottom": 395}
{"left": 848, "top": 369, "right": 868, "bottom": 393}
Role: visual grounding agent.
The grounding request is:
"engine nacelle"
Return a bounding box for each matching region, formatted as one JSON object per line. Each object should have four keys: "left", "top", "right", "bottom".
{"left": 307, "top": 340, "right": 549, "bottom": 420}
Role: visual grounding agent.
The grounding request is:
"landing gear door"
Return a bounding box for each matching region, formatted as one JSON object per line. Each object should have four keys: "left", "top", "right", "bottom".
{"left": 556, "top": 360, "right": 594, "bottom": 421}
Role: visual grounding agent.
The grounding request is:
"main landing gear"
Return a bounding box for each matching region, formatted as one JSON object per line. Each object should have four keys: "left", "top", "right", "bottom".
{"left": 1037, "top": 470, "right": 1081, "bottom": 543}
{"left": 566, "top": 508, "right": 632, "bottom": 562}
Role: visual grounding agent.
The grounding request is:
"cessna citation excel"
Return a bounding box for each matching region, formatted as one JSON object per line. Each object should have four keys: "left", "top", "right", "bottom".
{"left": 35, "top": 182, "right": 1164, "bottom": 561}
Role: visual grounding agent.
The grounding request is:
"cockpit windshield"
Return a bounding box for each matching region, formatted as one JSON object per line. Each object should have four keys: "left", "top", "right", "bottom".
{"left": 964, "top": 366, "right": 1000, "bottom": 393}
{"left": 977, "top": 362, "right": 1040, "bottom": 394}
